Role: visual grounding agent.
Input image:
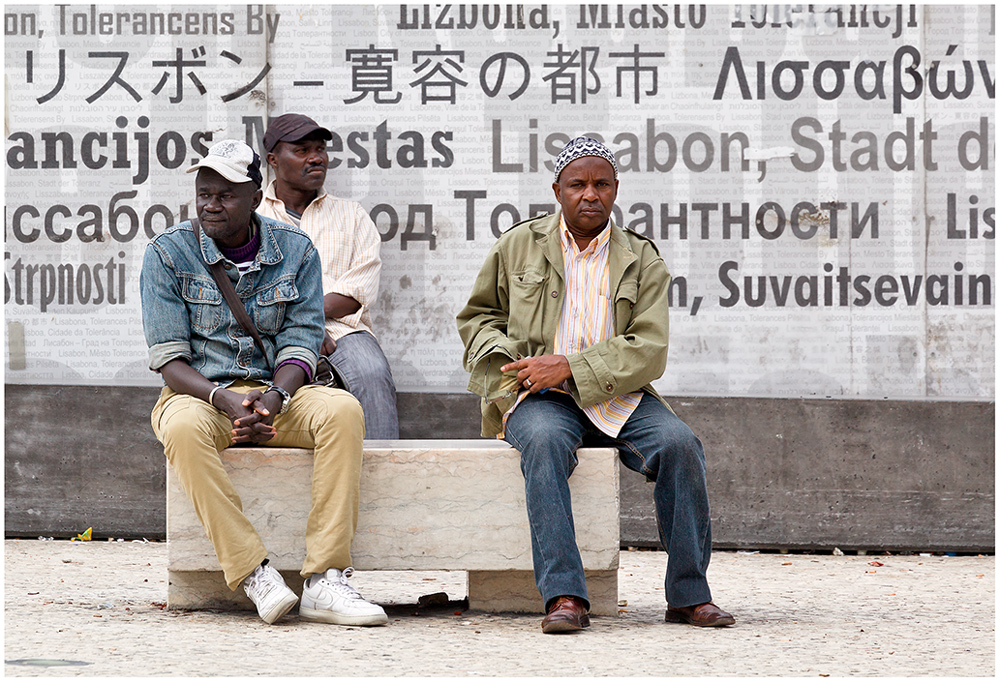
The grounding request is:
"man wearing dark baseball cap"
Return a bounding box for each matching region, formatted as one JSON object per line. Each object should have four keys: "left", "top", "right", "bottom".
{"left": 262, "top": 112, "right": 333, "bottom": 153}
{"left": 258, "top": 113, "right": 399, "bottom": 440}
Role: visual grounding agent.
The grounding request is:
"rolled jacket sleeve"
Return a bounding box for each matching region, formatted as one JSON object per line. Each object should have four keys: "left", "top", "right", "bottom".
{"left": 148, "top": 341, "right": 193, "bottom": 372}
{"left": 140, "top": 241, "right": 194, "bottom": 372}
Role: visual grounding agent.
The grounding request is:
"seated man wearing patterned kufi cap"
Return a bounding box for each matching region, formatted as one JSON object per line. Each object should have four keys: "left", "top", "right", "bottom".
{"left": 457, "top": 136, "right": 734, "bottom": 633}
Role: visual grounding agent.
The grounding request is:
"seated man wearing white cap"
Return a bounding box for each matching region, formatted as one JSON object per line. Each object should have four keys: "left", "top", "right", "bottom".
{"left": 140, "top": 139, "right": 388, "bottom": 626}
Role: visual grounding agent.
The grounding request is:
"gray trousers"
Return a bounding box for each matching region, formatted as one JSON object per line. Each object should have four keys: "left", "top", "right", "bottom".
{"left": 327, "top": 330, "right": 400, "bottom": 439}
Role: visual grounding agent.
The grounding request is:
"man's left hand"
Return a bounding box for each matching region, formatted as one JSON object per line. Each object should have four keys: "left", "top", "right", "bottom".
{"left": 231, "top": 389, "right": 282, "bottom": 444}
{"left": 501, "top": 355, "right": 572, "bottom": 393}
{"left": 321, "top": 331, "right": 337, "bottom": 356}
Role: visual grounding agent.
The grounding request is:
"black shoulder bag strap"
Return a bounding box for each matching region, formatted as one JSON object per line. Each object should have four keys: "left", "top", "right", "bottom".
{"left": 192, "top": 217, "right": 273, "bottom": 373}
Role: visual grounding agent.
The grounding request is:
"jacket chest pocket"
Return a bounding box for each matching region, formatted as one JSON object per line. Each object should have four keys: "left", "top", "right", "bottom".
{"left": 510, "top": 270, "right": 547, "bottom": 312}
{"left": 254, "top": 278, "right": 299, "bottom": 334}
{"left": 180, "top": 276, "right": 222, "bottom": 333}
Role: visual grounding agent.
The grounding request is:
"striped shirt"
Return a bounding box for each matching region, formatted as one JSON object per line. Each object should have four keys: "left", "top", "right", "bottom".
{"left": 258, "top": 183, "right": 381, "bottom": 341}
{"left": 501, "top": 215, "right": 641, "bottom": 438}
{"left": 554, "top": 215, "right": 641, "bottom": 436}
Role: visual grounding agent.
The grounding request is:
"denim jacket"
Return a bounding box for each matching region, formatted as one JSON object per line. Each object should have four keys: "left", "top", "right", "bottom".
{"left": 456, "top": 212, "right": 673, "bottom": 437}
{"left": 140, "top": 213, "right": 324, "bottom": 385}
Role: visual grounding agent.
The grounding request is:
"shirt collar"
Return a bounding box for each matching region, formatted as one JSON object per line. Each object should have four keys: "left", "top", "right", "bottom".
{"left": 558, "top": 213, "right": 611, "bottom": 257}
{"left": 263, "top": 180, "right": 328, "bottom": 209}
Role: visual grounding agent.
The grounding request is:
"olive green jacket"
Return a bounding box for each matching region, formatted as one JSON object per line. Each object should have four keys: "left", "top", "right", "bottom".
{"left": 456, "top": 212, "right": 673, "bottom": 437}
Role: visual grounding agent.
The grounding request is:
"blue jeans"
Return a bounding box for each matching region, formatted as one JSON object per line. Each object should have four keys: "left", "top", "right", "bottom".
{"left": 327, "top": 331, "right": 399, "bottom": 439}
{"left": 503, "top": 391, "right": 713, "bottom": 610}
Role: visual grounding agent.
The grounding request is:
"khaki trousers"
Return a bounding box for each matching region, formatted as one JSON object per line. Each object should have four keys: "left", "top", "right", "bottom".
{"left": 151, "top": 381, "right": 364, "bottom": 591}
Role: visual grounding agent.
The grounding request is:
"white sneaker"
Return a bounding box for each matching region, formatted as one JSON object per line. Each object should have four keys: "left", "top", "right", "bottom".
{"left": 300, "top": 567, "right": 388, "bottom": 626}
{"left": 242, "top": 561, "right": 298, "bottom": 624}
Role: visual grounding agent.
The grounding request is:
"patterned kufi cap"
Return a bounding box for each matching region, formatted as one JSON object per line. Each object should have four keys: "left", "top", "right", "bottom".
{"left": 553, "top": 136, "right": 619, "bottom": 182}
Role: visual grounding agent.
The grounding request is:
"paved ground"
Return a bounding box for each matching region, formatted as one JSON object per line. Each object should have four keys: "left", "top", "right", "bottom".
{"left": 3, "top": 538, "right": 995, "bottom": 677}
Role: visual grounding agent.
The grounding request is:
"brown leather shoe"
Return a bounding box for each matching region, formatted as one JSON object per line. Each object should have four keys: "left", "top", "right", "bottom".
{"left": 665, "top": 602, "right": 735, "bottom": 627}
{"left": 541, "top": 596, "right": 590, "bottom": 633}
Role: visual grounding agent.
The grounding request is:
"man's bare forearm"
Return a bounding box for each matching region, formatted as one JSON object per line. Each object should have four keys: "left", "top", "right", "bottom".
{"left": 324, "top": 292, "right": 361, "bottom": 320}
{"left": 159, "top": 359, "right": 218, "bottom": 403}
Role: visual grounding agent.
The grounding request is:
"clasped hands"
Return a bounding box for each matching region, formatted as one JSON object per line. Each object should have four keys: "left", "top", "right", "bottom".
{"left": 214, "top": 388, "right": 284, "bottom": 444}
{"left": 500, "top": 354, "right": 572, "bottom": 393}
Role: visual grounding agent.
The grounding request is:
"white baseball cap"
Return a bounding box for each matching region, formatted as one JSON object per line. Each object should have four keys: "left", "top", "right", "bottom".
{"left": 187, "top": 140, "right": 262, "bottom": 186}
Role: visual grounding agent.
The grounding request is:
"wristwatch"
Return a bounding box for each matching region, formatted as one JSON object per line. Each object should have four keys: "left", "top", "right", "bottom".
{"left": 264, "top": 385, "right": 291, "bottom": 415}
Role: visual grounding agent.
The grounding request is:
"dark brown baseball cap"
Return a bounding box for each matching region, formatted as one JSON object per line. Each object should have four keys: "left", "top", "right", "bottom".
{"left": 263, "top": 113, "right": 332, "bottom": 152}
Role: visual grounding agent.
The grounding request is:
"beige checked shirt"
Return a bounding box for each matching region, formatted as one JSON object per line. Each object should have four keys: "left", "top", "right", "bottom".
{"left": 259, "top": 182, "right": 381, "bottom": 340}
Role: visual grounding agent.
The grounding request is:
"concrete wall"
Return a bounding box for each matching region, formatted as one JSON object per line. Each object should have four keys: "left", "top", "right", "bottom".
{"left": 5, "top": 385, "right": 994, "bottom": 552}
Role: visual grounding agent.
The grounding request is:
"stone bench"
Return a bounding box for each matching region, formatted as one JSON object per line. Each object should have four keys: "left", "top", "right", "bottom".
{"left": 167, "top": 440, "right": 621, "bottom": 615}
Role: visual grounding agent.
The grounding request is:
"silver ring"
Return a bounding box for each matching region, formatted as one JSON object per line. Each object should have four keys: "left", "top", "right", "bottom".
{"left": 525, "top": 379, "right": 533, "bottom": 388}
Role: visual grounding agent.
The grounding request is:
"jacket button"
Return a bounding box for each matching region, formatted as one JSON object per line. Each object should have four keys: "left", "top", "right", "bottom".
{"left": 605, "top": 383, "right": 613, "bottom": 392}
{"left": 551, "top": 291, "right": 558, "bottom": 298}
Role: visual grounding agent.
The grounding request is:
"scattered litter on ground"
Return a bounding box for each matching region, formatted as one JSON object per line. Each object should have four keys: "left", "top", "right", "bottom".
{"left": 70, "top": 528, "right": 93, "bottom": 542}
{"left": 4, "top": 542, "right": 993, "bottom": 675}
{"left": 417, "top": 592, "right": 448, "bottom": 607}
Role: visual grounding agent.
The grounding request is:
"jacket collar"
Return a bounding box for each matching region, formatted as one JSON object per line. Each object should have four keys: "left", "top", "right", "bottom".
{"left": 530, "top": 213, "right": 564, "bottom": 277}
{"left": 531, "top": 212, "right": 637, "bottom": 284}
{"left": 196, "top": 213, "right": 282, "bottom": 267}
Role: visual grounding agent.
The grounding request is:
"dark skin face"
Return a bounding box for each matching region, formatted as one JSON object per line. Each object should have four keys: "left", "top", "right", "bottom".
{"left": 195, "top": 169, "right": 262, "bottom": 249}
{"left": 552, "top": 155, "right": 619, "bottom": 249}
{"left": 266, "top": 132, "right": 329, "bottom": 213}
